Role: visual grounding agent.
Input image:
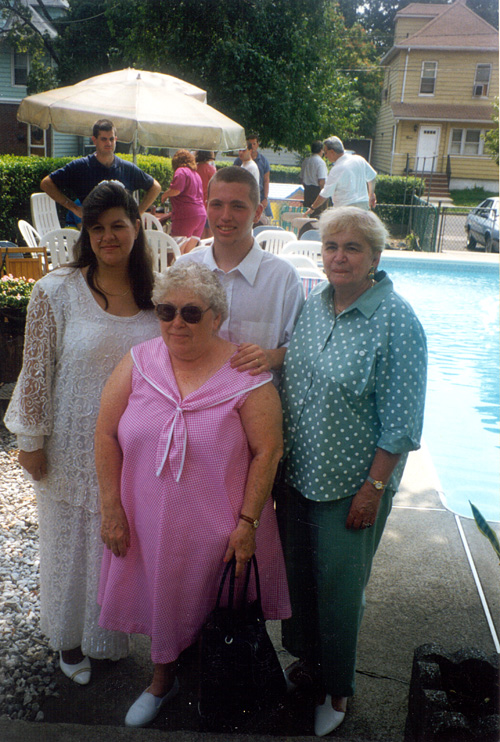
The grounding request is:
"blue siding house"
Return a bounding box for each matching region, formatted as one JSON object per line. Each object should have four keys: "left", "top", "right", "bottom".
{"left": 0, "top": 0, "right": 81, "bottom": 157}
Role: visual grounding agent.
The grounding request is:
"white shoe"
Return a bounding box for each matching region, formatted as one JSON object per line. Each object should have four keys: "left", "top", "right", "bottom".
{"left": 125, "top": 676, "right": 179, "bottom": 728}
{"left": 314, "top": 694, "right": 345, "bottom": 736}
{"left": 59, "top": 652, "right": 91, "bottom": 685}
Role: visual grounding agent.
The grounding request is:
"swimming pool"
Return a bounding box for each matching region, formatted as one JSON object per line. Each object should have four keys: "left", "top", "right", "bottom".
{"left": 379, "top": 253, "right": 500, "bottom": 523}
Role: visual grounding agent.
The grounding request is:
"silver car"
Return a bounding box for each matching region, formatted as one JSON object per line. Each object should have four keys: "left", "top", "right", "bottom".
{"left": 465, "top": 197, "right": 499, "bottom": 253}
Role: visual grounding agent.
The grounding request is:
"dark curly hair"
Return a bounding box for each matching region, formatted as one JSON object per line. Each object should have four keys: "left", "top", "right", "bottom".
{"left": 70, "top": 182, "right": 154, "bottom": 310}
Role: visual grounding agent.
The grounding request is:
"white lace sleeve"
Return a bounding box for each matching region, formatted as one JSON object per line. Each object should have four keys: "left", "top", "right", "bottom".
{"left": 4, "top": 283, "right": 57, "bottom": 443}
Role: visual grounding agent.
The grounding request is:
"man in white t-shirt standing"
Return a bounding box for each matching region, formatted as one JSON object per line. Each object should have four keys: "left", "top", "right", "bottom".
{"left": 305, "top": 136, "right": 377, "bottom": 215}
{"left": 237, "top": 145, "right": 260, "bottom": 187}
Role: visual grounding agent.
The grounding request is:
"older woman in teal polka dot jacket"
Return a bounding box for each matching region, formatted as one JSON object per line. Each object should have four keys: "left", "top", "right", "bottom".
{"left": 276, "top": 206, "right": 427, "bottom": 736}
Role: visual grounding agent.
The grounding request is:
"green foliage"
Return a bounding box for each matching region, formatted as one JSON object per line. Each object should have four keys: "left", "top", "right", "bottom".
{"left": 52, "top": 0, "right": 381, "bottom": 149}
{"left": 53, "top": 0, "right": 114, "bottom": 84}
{"left": 118, "top": 154, "right": 173, "bottom": 191}
{"left": 484, "top": 99, "right": 499, "bottom": 166}
{"left": 0, "top": 154, "right": 174, "bottom": 242}
{"left": 374, "top": 175, "right": 424, "bottom": 204}
{"left": 0, "top": 0, "right": 61, "bottom": 64}
{"left": 267, "top": 165, "right": 301, "bottom": 184}
{"left": 26, "top": 54, "right": 59, "bottom": 95}
{"left": 0, "top": 275, "right": 35, "bottom": 312}
{"left": 374, "top": 176, "right": 427, "bottom": 240}
{"left": 470, "top": 501, "right": 500, "bottom": 563}
{"left": 317, "top": 8, "right": 382, "bottom": 138}
{"left": 450, "top": 187, "right": 498, "bottom": 207}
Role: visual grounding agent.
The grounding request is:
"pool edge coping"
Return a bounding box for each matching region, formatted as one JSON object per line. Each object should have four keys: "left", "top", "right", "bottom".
{"left": 382, "top": 249, "right": 499, "bottom": 264}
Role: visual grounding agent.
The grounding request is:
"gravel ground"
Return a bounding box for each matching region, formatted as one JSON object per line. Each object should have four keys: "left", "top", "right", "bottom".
{"left": 0, "top": 423, "right": 59, "bottom": 722}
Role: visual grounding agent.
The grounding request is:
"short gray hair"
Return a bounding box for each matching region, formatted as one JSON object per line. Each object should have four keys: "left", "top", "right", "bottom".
{"left": 318, "top": 207, "right": 389, "bottom": 254}
{"left": 153, "top": 262, "right": 228, "bottom": 322}
{"left": 323, "top": 136, "right": 344, "bottom": 154}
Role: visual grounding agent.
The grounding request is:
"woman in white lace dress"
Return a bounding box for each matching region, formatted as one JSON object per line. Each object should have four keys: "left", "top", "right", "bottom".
{"left": 5, "top": 182, "right": 160, "bottom": 684}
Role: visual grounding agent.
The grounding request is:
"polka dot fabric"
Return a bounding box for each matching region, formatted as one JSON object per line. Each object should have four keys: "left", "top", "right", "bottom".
{"left": 281, "top": 272, "right": 427, "bottom": 502}
{"left": 98, "top": 337, "right": 291, "bottom": 664}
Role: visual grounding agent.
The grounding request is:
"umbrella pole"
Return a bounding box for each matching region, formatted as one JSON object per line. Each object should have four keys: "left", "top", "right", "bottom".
{"left": 132, "top": 131, "right": 138, "bottom": 165}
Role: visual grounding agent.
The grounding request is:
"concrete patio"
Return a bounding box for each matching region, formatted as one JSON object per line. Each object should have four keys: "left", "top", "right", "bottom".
{"left": 1, "top": 443, "right": 499, "bottom": 742}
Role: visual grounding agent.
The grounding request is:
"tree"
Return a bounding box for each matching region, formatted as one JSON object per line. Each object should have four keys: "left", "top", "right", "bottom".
{"left": 484, "top": 99, "right": 499, "bottom": 165}
{"left": 48, "top": 0, "right": 381, "bottom": 149}
{"left": 53, "top": 0, "right": 117, "bottom": 85}
{"left": 101, "top": 0, "right": 380, "bottom": 148}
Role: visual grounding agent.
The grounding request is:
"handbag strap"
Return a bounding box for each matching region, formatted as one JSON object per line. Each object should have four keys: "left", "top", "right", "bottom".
{"left": 215, "top": 558, "right": 236, "bottom": 611}
{"left": 215, "top": 554, "right": 263, "bottom": 613}
{"left": 243, "top": 554, "right": 262, "bottom": 608}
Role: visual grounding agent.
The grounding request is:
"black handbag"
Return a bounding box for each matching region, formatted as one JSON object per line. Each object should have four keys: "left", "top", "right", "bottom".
{"left": 198, "top": 555, "right": 286, "bottom": 731}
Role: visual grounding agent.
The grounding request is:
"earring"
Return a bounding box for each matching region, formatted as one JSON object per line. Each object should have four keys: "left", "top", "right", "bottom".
{"left": 368, "top": 266, "right": 375, "bottom": 280}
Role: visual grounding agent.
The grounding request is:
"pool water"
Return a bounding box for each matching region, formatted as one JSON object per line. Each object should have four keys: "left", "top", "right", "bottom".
{"left": 379, "top": 256, "right": 500, "bottom": 523}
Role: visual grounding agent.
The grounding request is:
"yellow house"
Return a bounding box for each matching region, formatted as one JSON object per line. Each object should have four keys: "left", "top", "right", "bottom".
{"left": 373, "top": 0, "right": 499, "bottom": 194}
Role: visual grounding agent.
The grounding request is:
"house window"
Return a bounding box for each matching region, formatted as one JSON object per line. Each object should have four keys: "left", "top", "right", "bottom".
{"left": 419, "top": 62, "right": 437, "bottom": 95}
{"left": 13, "top": 51, "right": 29, "bottom": 86}
{"left": 449, "top": 129, "right": 484, "bottom": 156}
{"left": 473, "top": 64, "right": 491, "bottom": 97}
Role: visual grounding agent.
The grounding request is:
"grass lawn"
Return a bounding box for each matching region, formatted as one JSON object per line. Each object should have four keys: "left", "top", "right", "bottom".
{"left": 449, "top": 187, "right": 498, "bottom": 207}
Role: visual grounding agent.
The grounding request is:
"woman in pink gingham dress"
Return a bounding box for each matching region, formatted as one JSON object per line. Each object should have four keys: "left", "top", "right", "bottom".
{"left": 96, "top": 262, "right": 290, "bottom": 728}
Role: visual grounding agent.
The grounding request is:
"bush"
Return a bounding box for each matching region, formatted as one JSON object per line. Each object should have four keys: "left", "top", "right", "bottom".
{"left": 268, "top": 165, "right": 301, "bottom": 184}
{"left": 266, "top": 167, "right": 424, "bottom": 197}
{"left": 374, "top": 175, "right": 426, "bottom": 237}
{"left": 0, "top": 154, "right": 174, "bottom": 243}
{"left": 375, "top": 175, "right": 424, "bottom": 205}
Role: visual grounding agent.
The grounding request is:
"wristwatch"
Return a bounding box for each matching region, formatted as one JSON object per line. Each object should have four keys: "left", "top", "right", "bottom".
{"left": 366, "top": 475, "right": 385, "bottom": 491}
{"left": 239, "top": 513, "right": 260, "bottom": 529}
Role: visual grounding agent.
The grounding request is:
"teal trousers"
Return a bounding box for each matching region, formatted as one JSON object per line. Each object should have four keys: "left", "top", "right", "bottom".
{"left": 276, "top": 483, "right": 392, "bottom": 697}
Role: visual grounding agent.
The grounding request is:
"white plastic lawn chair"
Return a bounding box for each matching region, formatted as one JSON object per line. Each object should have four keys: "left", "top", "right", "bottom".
{"left": 142, "top": 212, "right": 164, "bottom": 231}
{"left": 18, "top": 220, "right": 41, "bottom": 248}
{"left": 253, "top": 225, "right": 284, "bottom": 237}
{"left": 255, "top": 230, "right": 296, "bottom": 254}
{"left": 30, "top": 192, "right": 61, "bottom": 237}
{"left": 42, "top": 228, "right": 79, "bottom": 267}
{"left": 145, "top": 229, "right": 181, "bottom": 271}
{"left": 279, "top": 253, "right": 318, "bottom": 271}
{"left": 281, "top": 240, "right": 323, "bottom": 265}
{"left": 299, "top": 229, "right": 321, "bottom": 241}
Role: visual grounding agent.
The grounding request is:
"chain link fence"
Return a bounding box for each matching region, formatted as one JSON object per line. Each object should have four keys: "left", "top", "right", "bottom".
{"left": 272, "top": 198, "right": 489, "bottom": 254}
{"left": 374, "top": 197, "right": 438, "bottom": 252}
{"left": 375, "top": 200, "right": 484, "bottom": 253}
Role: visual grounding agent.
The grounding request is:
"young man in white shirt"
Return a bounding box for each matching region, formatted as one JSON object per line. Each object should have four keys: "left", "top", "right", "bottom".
{"left": 177, "top": 166, "right": 304, "bottom": 381}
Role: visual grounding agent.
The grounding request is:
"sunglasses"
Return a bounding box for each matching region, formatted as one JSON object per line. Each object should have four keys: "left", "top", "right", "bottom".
{"left": 156, "top": 303, "right": 211, "bottom": 324}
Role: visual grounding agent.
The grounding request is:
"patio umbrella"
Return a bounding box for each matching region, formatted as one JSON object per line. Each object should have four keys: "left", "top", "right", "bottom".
{"left": 75, "top": 68, "right": 208, "bottom": 103}
{"left": 17, "top": 68, "right": 246, "bottom": 157}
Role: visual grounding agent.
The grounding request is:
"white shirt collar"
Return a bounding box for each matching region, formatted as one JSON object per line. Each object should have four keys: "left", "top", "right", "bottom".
{"left": 204, "top": 239, "right": 264, "bottom": 286}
